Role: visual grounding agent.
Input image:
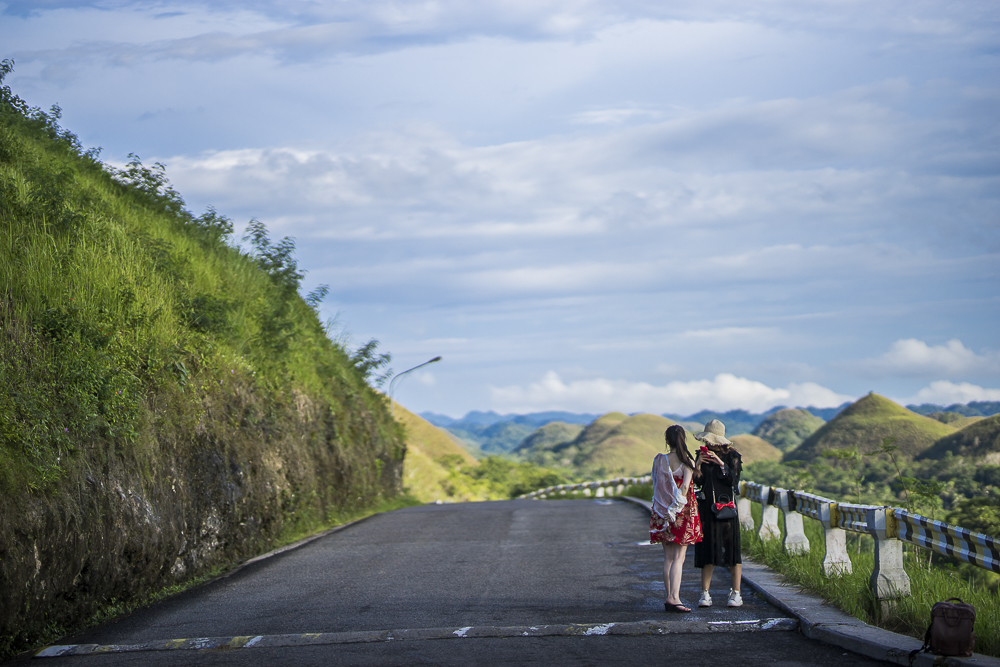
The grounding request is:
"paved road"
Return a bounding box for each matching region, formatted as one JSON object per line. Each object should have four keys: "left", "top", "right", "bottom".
{"left": 23, "top": 499, "right": 893, "bottom": 665}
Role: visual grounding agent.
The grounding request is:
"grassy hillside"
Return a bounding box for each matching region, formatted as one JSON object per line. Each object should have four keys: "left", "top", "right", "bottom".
{"left": 391, "top": 402, "right": 479, "bottom": 502}
{"left": 729, "top": 434, "right": 782, "bottom": 464}
{"left": 514, "top": 412, "right": 701, "bottom": 477}
{"left": 0, "top": 64, "right": 403, "bottom": 657}
{"left": 926, "top": 412, "right": 984, "bottom": 431}
{"left": 582, "top": 414, "right": 682, "bottom": 476}
{"left": 752, "top": 408, "right": 825, "bottom": 452}
{"left": 918, "top": 414, "right": 1000, "bottom": 462}
{"left": 513, "top": 421, "right": 584, "bottom": 468}
{"left": 446, "top": 420, "right": 535, "bottom": 456}
{"left": 785, "top": 393, "right": 955, "bottom": 462}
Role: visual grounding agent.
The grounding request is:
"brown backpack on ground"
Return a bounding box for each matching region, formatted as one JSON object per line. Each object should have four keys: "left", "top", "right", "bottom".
{"left": 910, "top": 598, "right": 976, "bottom": 664}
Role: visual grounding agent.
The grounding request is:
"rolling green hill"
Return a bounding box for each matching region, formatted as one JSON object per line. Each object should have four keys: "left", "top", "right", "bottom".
{"left": 514, "top": 412, "right": 699, "bottom": 477}
{"left": 926, "top": 412, "right": 984, "bottom": 430}
{"left": 446, "top": 420, "right": 535, "bottom": 456}
{"left": 729, "top": 434, "right": 783, "bottom": 464}
{"left": 751, "top": 408, "right": 825, "bottom": 452}
{"left": 918, "top": 414, "right": 1000, "bottom": 462}
{"left": 785, "top": 393, "right": 956, "bottom": 462}
{"left": 392, "top": 402, "right": 479, "bottom": 502}
{"left": 513, "top": 421, "right": 585, "bottom": 468}
{"left": 582, "top": 413, "right": 683, "bottom": 476}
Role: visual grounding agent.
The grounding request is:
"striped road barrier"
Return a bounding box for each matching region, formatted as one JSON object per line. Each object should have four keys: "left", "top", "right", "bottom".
{"left": 738, "top": 481, "right": 997, "bottom": 609}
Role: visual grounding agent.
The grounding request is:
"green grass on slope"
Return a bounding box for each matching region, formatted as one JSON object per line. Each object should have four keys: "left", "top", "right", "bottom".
{"left": 513, "top": 421, "right": 585, "bottom": 468}
{"left": 513, "top": 412, "right": 706, "bottom": 478}
{"left": 582, "top": 414, "right": 680, "bottom": 476}
{"left": 729, "top": 434, "right": 782, "bottom": 464}
{"left": 751, "top": 408, "right": 825, "bottom": 452}
{"left": 392, "top": 402, "right": 482, "bottom": 503}
{"left": 919, "top": 414, "right": 1000, "bottom": 461}
{"left": 0, "top": 77, "right": 397, "bottom": 496}
{"left": 0, "top": 64, "right": 403, "bottom": 659}
{"left": 786, "top": 393, "right": 955, "bottom": 462}
{"left": 573, "top": 412, "right": 630, "bottom": 452}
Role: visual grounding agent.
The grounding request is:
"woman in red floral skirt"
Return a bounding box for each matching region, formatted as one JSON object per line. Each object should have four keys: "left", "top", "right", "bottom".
{"left": 650, "top": 424, "right": 704, "bottom": 612}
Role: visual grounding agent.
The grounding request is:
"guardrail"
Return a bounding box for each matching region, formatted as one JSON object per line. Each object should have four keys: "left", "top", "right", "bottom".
{"left": 739, "top": 481, "right": 999, "bottom": 610}
{"left": 519, "top": 476, "right": 651, "bottom": 500}
{"left": 521, "top": 475, "right": 999, "bottom": 610}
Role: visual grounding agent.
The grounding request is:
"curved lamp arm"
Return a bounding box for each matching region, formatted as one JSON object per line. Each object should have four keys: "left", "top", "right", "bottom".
{"left": 389, "top": 356, "right": 442, "bottom": 417}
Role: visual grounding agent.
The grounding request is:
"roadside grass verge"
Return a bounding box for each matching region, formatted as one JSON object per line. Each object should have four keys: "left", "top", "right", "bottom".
{"left": 741, "top": 504, "right": 999, "bottom": 658}
{"left": 12, "top": 493, "right": 423, "bottom": 658}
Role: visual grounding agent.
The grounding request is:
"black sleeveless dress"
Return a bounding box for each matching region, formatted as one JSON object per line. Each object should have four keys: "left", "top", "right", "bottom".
{"left": 694, "top": 448, "right": 743, "bottom": 568}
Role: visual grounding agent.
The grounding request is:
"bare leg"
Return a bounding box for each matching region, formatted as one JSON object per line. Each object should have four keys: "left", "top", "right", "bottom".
{"left": 668, "top": 544, "right": 688, "bottom": 604}
{"left": 730, "top": 563, "right": 742, "bottom": 593}
{"left": 701, "top": 563, "right": 714, "bottom": 592}
{"left": 661, "top": 542, "right": 672, "bottom": 601}
{"left": 662, "top": 542, "right": 688, "bottom": 607}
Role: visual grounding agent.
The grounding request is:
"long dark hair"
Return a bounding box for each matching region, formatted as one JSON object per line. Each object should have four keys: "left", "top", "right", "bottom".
{"left": 665, "top": 424, "right": 695, "bottom": 470}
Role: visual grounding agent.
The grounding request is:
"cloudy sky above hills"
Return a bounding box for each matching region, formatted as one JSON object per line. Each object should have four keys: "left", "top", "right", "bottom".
{"left": 3, "top": 0, "right": 998, "bottom": 417}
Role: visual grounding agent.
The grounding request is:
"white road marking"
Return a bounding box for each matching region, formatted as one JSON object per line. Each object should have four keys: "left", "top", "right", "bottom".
{"left": 33, "top": 618, "right": 797, "bottom": 657}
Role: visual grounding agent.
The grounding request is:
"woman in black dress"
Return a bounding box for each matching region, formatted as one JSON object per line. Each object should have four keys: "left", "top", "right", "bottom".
{"left": 693, "top": 419, "right": 743, "bottom": 608}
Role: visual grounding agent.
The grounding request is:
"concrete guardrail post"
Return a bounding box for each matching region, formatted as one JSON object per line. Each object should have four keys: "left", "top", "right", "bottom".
{"left": 817, "top": 501, "right": 852, "bottom": 576}
{"left": 867, "top": 507, "right": 910, "bottom": 612}
{"left": 777, "top": 490, "right": 809, "bottom": 555}
{"left": 759, "top": 487, "right": 781, "bottom": 541}
{"left": 737, "top": 481, "right": 754, "bottom": 531}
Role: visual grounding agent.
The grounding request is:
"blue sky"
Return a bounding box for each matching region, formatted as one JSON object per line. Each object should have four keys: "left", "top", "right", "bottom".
{"left": 3, "top": 0, "right": 999, "bottom": 417}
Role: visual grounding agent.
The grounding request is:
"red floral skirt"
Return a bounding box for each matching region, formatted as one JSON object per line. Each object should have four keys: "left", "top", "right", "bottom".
{"left": 650, "top": 480, "right": 703, "bottom": 546}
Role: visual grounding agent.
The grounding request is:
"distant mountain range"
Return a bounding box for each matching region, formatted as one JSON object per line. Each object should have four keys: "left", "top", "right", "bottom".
{"left": 421, "top": 400, "right": 1000, "bottom": 463}
{"left": 421, "top": 410, "right": 600, "bottom": 428}
{"left": 906, "top": 401, "right": 1000, "bottom": 418}
{"left": 420, "top": 404, "right": 853, "bottom": 455}
{"left": 406, "top": 397, "right": 1000, "bottom": 501}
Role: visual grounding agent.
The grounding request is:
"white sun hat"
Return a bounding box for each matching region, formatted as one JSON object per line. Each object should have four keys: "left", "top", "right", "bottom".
{"left": 694, "top": 419, "right": 731, "bottom": 446}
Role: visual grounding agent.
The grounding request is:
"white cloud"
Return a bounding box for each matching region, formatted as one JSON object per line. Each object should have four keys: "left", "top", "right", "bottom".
{"left": 676, "top": 327, "right": 778, "bottom": 343}
{"left": 901, "top": 381, "right": 1000, "bottom": 406}
{"left": 3, "top": 0, "right": 997, "bottom": 420}
{"left": 569, "top": 107, "right": 661, "bottom": 125}
{"left": 489, "top": 371, "right": 852, "bottom": 415}
{"left": 412, "top": 371, "right": 436, "bottom": 387}
{"left": 858, "top": 339, "right": 1000, "bottom": 377}
{"left": 9, "top": 0, "right": 997, "bottom": 68}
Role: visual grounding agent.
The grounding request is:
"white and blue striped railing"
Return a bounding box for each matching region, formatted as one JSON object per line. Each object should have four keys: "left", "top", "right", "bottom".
{"left": 739, "top": 480, "right": 999, "bottom": 605}
{"left": 519, "top": 476, "right": 651, "bottom": 500}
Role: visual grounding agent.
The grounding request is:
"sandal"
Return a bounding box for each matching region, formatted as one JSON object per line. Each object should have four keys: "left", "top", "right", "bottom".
{"left": 664, "top": 602, "right": 692, "bottom": 613}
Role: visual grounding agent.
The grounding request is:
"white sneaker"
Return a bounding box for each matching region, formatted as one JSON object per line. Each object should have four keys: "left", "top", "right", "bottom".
{"left": 698, "top": 590, "right": 712, "bottom": 607}
{"left": 727, "top": 589, "right": 743, "bottom": 607}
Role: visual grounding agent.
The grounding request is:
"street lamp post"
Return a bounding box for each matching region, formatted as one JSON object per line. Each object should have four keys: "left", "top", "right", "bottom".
{"left": 388, "top": 356, "right": 442, "bottom": 418}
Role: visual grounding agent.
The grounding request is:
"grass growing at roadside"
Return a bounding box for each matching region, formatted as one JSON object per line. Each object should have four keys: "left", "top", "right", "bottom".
{"left": 12, "top": 493, "right": 423, "bottom": 658}
{"left": 742, "top": 504, "right": 1000, "bottom": 657}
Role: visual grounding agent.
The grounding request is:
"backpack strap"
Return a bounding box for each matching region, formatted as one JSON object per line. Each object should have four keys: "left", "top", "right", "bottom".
{"left": 908, "top": 624, "right": 932, "bottom": 666}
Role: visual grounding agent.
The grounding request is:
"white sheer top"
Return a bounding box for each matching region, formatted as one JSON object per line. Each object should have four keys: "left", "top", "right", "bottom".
{"left": 651, "top": 453, "right": 689, "bottom": 523}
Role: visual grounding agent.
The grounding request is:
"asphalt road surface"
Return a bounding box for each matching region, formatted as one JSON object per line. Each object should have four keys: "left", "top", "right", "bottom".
{"left": 21, "top": 499, "right": 894, "bottom": 665}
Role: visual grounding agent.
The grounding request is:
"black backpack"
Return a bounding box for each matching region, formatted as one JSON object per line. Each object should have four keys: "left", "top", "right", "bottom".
{"left": 909, "top": 598, "right": 976, "bottom": 664}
